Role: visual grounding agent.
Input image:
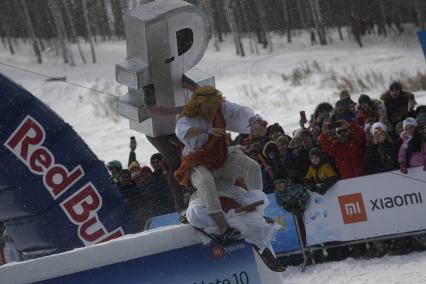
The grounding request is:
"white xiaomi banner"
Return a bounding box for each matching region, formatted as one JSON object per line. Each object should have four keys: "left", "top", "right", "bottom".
{"left": 304, "top": 166, "right": 426, "bottom": 246}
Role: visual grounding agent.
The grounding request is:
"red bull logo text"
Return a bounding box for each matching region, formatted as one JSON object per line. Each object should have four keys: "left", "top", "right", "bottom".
{"left": 4, "top": 115, "right": 124, "bottom": 246}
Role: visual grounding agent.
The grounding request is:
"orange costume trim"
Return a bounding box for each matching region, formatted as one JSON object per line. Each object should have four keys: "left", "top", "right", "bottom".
{"left": 174, "top": 106, "right": 229, "bottom": 188}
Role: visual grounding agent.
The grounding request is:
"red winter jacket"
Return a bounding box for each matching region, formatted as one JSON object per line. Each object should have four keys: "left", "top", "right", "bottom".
{"left": 319, "top": 124, "right": 366, "bottom": 179}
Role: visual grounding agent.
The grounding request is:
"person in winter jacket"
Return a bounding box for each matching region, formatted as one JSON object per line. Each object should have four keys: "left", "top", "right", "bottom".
{"left": 139, "top": 166, "right": 154, "bottom": 187}
{"left": 340, "top": 90, "right": 357, "bottom": 114}
{"left": 400, "top": 118, "right": 417, "bottom": 150}
{"left": 356, "top": 94, "right": 388, "bottom": 128}
{"left": 263, "top": 141, "right": 284, "bottom": 179}
{"left": 312, "top": 102, "right": 334, "bottom": 131}
{"left": 398, "top": 113, "right": 426, "bottom": 173}
{"left": 128, "top": 160, "right": 141, "bottom": 182}
{"left": 320, "top": 119, "right": 366, "bottom": 179}
{"left": 364, "top": 122, "right": 399, "bottom": 174}
{"left": 266, "top": 123, "right": 285, "bottom": 142}
{"left": 333, "top": 99, "right": 356, "bottom": 123}
{"left": 150, "top": 153, "right": 166, "bottom": 178}
{"left": 304, "top": 147, "right": 338, "bottom": 195}
{"left": 106, "top": 160, "right": 123, "bottom": 185}
{"left": 118, "top": 170, "right": 145, "bottom": 232}
{"left": 288, "top": 128, "right": 316, "bottom": 182}
{"left": 380, "top": 81, "right": 416, "bottom": 129}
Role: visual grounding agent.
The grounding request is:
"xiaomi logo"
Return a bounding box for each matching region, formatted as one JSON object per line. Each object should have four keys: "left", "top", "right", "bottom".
{"left": 338, "top": 193, "right": 368, "bottom": 224}
{"left": 211, "top": 245, "right": 224, "bottom": 260}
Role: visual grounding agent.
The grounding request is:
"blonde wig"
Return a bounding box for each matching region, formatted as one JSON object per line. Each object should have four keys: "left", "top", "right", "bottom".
{"left": 181, "top": 85, "right": 225, "bottom": 119}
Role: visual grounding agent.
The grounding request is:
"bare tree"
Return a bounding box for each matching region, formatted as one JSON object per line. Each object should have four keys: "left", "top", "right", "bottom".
{"left": 294, "top": 0, "right": 307, "bottom": 28}
{"left": 376, "top": 0, "right": 388, "bottom": 37}
{"left": 308, "top": 0, "right": 327, "bottom": 45}
{"left": 82, "top": 0, "right": 97, "bottom": 63}
{"left": 0, "top": 1, "right": 15, "bottom": 55}
{"left": 200, "top": 0, "right": 220, "bottom": 51}
{"left": 48, "top": 0, "right": 75, "bottom": 65}
{"left": 413, "top": 0, "right": 426, "bottom": 30}
{"left": 281, "top": 0, "right": 292, "bottom": 43}
{"left": 223, "top": 0, "right": 245, "bottom": 56}
{"left": 19, "top": 0, "right": 42, "bottom": 63}
{"left": 62, "top": 0, "right": 87, "bottom": 64}
{"left": 253, "top": 0, "right": 273, "bottom": 51}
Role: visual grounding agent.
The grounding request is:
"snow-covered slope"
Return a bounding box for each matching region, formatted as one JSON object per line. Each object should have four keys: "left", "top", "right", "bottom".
{"left": 283, "top": 251, "right": 426, "bottom": 284}
{"left": 1, "top": 28, "right": 425, "bottom": 167}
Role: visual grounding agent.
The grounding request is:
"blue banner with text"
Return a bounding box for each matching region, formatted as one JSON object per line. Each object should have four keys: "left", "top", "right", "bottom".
{"left": 0, "top": 72, "right": 133, "bottom": 259}
{"left": 36, "top": 241, "right": 261, "bottom": 284}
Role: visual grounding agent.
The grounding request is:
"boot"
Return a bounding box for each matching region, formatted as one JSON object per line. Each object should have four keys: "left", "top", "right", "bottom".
{"left": 259, "top": 248, "right": 286, "bottom": 272}
{"left": 210, "top": 212, "right": 228, "bottom": 235}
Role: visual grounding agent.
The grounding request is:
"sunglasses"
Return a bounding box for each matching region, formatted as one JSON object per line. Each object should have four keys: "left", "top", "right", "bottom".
{"left": 336, "top": 129, "right": 348, "bottom": 135}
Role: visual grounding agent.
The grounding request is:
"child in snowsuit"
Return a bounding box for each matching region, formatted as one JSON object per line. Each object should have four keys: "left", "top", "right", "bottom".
{"left": 304, "top": 147, "right": 338, "bottom": 195}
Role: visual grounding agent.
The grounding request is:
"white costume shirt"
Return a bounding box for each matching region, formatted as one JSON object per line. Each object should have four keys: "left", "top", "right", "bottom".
{"left": 175, "top": 101, "right": 255, "bottom": 155}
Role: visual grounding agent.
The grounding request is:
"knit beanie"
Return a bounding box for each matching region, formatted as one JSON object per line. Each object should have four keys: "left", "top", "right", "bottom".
{"left": 370, "top": 122, "right": 387, "bottom": 136}
{"left": 403, "top": 117, "right": 417, "bottom": 129}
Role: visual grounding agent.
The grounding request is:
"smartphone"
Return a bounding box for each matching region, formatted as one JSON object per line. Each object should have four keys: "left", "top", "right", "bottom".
{"left": 130, "top": 136, "right": 136, "bottom": 147}
{"left": 299, "top": 111, "right": 307, "bottom": 124}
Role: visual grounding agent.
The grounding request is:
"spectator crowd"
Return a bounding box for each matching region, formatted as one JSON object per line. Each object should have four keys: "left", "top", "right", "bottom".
{"left": 103, "top": 81, "right": 425, "bottom": 234}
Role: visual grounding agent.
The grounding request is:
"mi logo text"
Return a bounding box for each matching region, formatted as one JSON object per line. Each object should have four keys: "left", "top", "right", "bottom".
{"left": 338, "top": 193, "right": 368, "bottom": 224}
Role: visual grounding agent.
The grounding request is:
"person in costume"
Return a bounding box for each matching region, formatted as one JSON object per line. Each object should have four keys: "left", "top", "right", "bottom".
{"left": 174, "top": 85, "right": 266, "bottom": 236}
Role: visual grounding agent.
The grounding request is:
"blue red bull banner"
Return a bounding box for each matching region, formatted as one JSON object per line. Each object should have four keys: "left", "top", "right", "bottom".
{"left": 0, "top": 73, "right": 133, "bottom": 258}
{"left": 36, "top": 241, "right": 261, "bottom": 284}
{"left": 418, "top": 30, "right": 426, "bottom": 60}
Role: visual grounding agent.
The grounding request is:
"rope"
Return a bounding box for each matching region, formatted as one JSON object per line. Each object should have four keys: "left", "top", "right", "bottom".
{"left": 0, "top": 61, "right": 119, "bottom": 99}
{"left": 387, "top": 171, "right": 426, "bottom": 184}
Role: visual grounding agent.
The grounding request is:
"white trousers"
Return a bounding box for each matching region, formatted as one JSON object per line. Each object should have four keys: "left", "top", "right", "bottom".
{"left": 189, "top": 150, "right": 263, "bottom": 214}
{"left": 186, "top": 186, "right": 279, "bottom": 253}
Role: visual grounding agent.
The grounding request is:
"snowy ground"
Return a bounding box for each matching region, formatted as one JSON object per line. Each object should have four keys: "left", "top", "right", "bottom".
{"left": 1, "top": 27, "right": 426, "bottom": 283}
{"left": 283, "top": 251, "right": 426, "bottom": 283}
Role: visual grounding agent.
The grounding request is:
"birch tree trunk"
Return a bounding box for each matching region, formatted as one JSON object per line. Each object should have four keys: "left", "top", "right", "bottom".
{"left": 414, "top": 2, "right": 426, "bottom": 30}
{"left": 48, "top": 0, "right": 75, "bottom": 65}
{"left": 20, "top": 0, "right": 42, "bottom": 63}
{"left": 376, "top": 0, "right": 388, "bottom": 37}
{"left": 223, "top": 0, "right": 245, "bottom": 56}
{"left": 62, "top": 0, "right": 87, "bottom": 64}
{"left": 82, "top": 0, "right": 97, "bottom": 63}
{"left": 201, "top": 0, "right": 220, "bottom": 51}
{"left": 309, "top": 0, "right": 327, "bottom": 45}
{"left": 0, "top": 1, "right": 14, "bottom": 55}
{"left": 253, "top": 0, "right": 273, "bottom": 51}
{"left": 281, "top": 0, "right": 292, "bottom": 43}
{"left": 296, "top": 0, "right": 307, "bottom": 28}
{"left": 350, "top": 0, "right": 363, "bottom": 47}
